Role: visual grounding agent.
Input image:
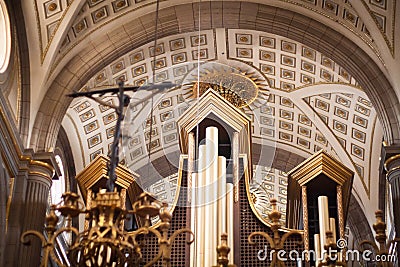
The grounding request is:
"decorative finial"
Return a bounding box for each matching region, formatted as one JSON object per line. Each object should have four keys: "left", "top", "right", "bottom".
{"left": 213, "top": 233, "right": 236, "bottom": 267}
{"left": 373, "top": 210, "right": 387, "bottom": 245}
{"left": 318, "top": 231, "right": 346, "bottom": 267}
{"left": 268, "top": 198, "right": 281, "bottom": 232}
{"left": 248, "top": 198, "right": 303, "bottom": 267}
{"left": 359, "top": 209, "right": 400, "bottom": 267}
{"left": 217, "top": 233, "right": 230, "bottom": 266}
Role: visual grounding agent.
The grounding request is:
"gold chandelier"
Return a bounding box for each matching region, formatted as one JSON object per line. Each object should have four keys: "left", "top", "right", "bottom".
{"left": 21, "top": 81, "right": 194, "bottom": 266}
{"left": 21, "top": 189, "right": 194, "bottom": 267}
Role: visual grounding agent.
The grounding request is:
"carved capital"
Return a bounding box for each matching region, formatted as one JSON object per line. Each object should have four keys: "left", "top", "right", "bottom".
{"left": 383, "top": 145, "right": 400, "bottom": 183}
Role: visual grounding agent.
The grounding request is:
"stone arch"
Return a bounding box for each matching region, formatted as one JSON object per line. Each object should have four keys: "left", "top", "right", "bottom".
{"left": 30, "top": 1, "right": 400, "bottom": 151}
{"left": 347, "top": 194, "right": 375, "bottom": 249}
{"left": 0, "top": 0, "right": 31, "bottom": 146}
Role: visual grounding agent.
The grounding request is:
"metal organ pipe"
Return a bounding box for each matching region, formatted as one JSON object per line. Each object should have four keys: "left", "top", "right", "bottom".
{"left": 218, "top": 156, "right": 227, "bottom": 237}
{"left": 226, "top": 182, "right": 234, "bottom": 264}
{"left": 190, "top": 126, "right": 235, "bottom": 266}
{"left": 205, "top": 127, "right": 218, "bottom": 266}
{"left": 198, "top": 144, "right": 207, "bottom": 266}
{"left": 189, "top": 133, "right": 196, "bottom": 267}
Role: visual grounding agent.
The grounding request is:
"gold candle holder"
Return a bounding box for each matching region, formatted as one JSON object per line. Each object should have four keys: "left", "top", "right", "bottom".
{"left": 248, "top": 199, "right": 303, "bottom": 267}
{"left": 213, "top": 233, "right": 236, "bottom": 267}
{"left": 21, "top": 191, "right": 194, "bottom": 267}
{"left": 360, "top": 210, "right": 400, "bottom": 267}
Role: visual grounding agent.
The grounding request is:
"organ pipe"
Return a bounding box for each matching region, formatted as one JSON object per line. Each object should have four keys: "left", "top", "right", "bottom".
{"left": 190, "top": 127, "right": 235, "bottom": 266}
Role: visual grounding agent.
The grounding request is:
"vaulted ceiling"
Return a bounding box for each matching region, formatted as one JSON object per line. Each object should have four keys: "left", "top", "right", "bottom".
{"left": 63, "top": 28, "right": 383, "bottom": 227}
{"left": 20, "top": 0, "right": 400, "bottom": 152}
{"left": 15, "top": 0, "right": 400, "bottom": 227}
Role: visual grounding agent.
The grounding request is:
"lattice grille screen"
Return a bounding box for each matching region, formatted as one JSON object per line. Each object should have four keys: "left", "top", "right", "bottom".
{"left": 137, "top": 161, "right": 189, "bottom": 266}
{"left": 238, "top": 156, "right": 303, "bottom": 266}
{"left": 239, "top": 173, "right": 303, "bottom": 266}
{"left": 137, "top": 158, "right": 303, "bottom": 266}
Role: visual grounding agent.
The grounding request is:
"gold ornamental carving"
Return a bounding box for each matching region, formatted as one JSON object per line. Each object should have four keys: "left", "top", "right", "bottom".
{"left": 191, "top": 69, "right": 259, "bottom": 108}
{"left": 183, "top": 64, "right": 269, "bottom": 108}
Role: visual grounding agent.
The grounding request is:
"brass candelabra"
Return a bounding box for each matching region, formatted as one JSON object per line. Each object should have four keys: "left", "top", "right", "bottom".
{"left": 317, "top": 231, "right": 346, "bottom": 267}
{"left": 360, "top": 210, "right": 399, "bottom": 267}
{"left": 248, "top": 198, "right": 303, "bottom": 267}
{"left": 213, "top": 233, "right": 236, "bottom": 267}
{"left": 128, "top": 193, "right": 194, "bottom": 267}
{"left": 21, "top": 81, "right": 192, "bottom": 266}
{"left": 21, "top": 191, "right": 194, "bottom": 266}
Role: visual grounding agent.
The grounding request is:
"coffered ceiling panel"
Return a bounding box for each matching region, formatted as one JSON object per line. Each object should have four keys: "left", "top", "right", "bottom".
{"left": 250, "top": 166, "right": 288, "bottom": 225}
{"left": 361, "top": 0, "right": 396, "bottom": 54}
{"left": 306, "top": 92, "right": 378, "bottom": 196}
{"left": 63, "top": 29, "right": 383, "bottom": 212}
{"left": 33, "top": 0, "right": 72, "bottom": 61}
{"left": 24, "top": 0, "right": 399, "bottom": 86}
{"left": 54, "top": 0, "right": 388, "bottom": 63}
{"left": 22, "top": 0, "right": 400, "bottom": 149}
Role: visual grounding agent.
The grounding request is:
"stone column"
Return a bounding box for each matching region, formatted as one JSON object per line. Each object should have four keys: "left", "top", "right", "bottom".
{"left": 4, "top": 170, "right": 28, "bottom": 267}
{"left": 384, "top": 145, "right": 400, "bottom": 262}
{"left": 385, "top": 153, "right": 400, "bottom": 238}
{"left": 19, "top": 160, "right": 54, "bottom": 267}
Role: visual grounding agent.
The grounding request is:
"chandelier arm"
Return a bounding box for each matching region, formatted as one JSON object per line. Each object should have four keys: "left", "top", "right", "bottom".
{"left": 127, "top": 226, "right": 147, "bottom": 236}
{"left": 132, "top": 226, "right": 163, "bottom": 241}
{"left": 169, "top": 228, "right": 195, "bottom": 245}
{"left": 144, "top": 250, "right": 163, "bottom": 267}
{"left": 270, "top": 252, "right": 278, "bottom": 267}
{"left": 278, "top": 230, "right": 303, "bottom": 248}
{"left": 48, "top": 246, "right": 68, "bottom": 267}
{"left": 50, "top": 226, "right": 80, "bottom": 244}
{"left": 146, "top": 227, "right": 163, "bottom": 239}
{"left": 20, "top": 231, "right": 54, "bottom": 267}
{"left": 133, "top": 245, "right": 143, "bottom": 262}
{"left": 126, "top": 235, "right": 144, "bottom": 262}
{"left": 49, "top": 225, "right": 80, "bottom": 266}
{"left": 248, "top": 231, "right": 274, "bottom": 248}
{"left": 20, "top": 230, "right": 47, "bottom": 246}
